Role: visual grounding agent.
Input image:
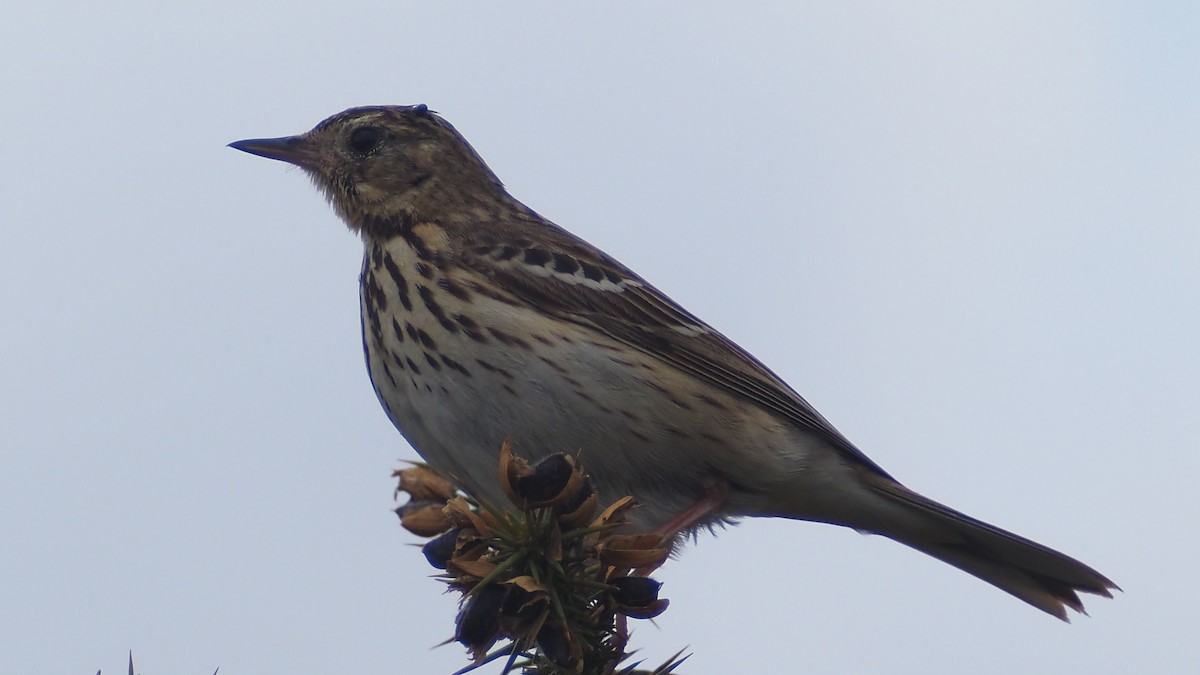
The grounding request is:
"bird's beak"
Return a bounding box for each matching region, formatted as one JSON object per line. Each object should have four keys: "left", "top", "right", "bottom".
{"left": 228, "top": 135, "right": 318, "bottom": 168}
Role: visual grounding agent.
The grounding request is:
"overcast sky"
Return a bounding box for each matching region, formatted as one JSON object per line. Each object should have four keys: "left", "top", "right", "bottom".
{"left": 2, "top": 3, "right": 1196, "bottom": 673}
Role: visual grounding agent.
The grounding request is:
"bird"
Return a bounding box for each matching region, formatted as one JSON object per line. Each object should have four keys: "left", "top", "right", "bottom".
{"left": 230, "top": 104, "right": 1116, "bottom": 620}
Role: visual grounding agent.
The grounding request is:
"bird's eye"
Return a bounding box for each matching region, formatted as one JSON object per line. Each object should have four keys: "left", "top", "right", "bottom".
{"left": 349, "top": 126, "right": 383, "bottom": 154}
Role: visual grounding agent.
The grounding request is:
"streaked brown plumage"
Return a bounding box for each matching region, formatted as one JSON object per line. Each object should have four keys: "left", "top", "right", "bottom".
{"left": 230, "top": 104, "right": 1117, "bottom": 620}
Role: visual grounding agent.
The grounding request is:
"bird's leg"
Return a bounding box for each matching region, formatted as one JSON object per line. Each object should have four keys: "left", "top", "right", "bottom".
{"left": 615, "top": 481, "right": 729, "bottom": 655}
{"left": 611, "top": 486, "right": 731, "bottom": 657}
{"left": 631, "top": 480, "right": 730, "bottom": 578}
{"left": 655, "top": 479, "right": 729, "bottom": 540}
{"left": 613, "top": 613, "right": 630, "bottom": 654}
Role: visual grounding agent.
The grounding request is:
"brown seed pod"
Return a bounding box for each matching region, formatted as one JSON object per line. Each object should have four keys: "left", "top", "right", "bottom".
{"left": 455, "top": 584, "right": 508, "bottom": 657}
{"left": 392, "top": 464, "right": 458, "bottom": 502}
{"left": 515, "top": 453, "right": 576, "bottom": 506}
{"left": 590, "top": 496, "right": 638, "bottom": 529}
{"left": 536, "top": 621, "right": 582, "bottom": 672}
{"left": 619, "top": 598, "right": 670, "bottom": 620}
{"left": 446, "top": 558, "right": 498, "bottom": 580}
{"left": 556, "top": 490, "right": 600, "bottom": 530}
{"left": 395, "top": 500, "right": 452, "bottom": 537}
{"left": 445, "top": 496, "right": 498, "bottom": 537}
{"left": 499, "top": 440, "right": 587, "bottom": 510}
{"left": 596, "top": 534, "right": 670, "bottom": 569}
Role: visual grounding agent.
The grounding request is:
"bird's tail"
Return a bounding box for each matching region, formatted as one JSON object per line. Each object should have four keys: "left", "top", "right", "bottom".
{"left": 820, "top": 474, "right": 1118, "bottom": 620}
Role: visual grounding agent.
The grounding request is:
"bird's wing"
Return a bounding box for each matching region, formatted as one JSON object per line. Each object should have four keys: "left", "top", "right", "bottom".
{"left": 458, "top": 222, "right": 893, "bottom": 479}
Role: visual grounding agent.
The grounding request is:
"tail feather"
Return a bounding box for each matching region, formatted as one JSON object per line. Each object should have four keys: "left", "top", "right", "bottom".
{"left": 859, "top": 476, "right": 1117, "bottom": 620}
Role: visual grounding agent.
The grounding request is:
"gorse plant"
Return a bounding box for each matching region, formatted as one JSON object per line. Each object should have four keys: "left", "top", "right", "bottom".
{"left": 395, "top": 441, "right": 687, "bottom": 675}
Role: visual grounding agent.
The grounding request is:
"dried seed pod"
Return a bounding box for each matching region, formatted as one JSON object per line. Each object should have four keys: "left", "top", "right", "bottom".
{"left": 590, "top": 496, "right": 637, "bottom": 529}
{"left": 499, "top": 577, "right": 548, "bottom": 622}
{"left": 556, "top": 476, "right": 599, "bottom": 528}
{"left": 392, "top": 465, "right": 458, "bottom": 502}
{"left": 447, "top": 558, "right": 498, "bottom": 580}
{"left": 558, "top": 475, "right": 595, "bottom": 513}
{"left": 619, "top": 597, "right": 670, "bottom": 620}
{"left": 455, "top": 584, "right": 508, "bottom": 656}
{"left": 515, "top": 453, "right": 575, "bottom": 505}
{"left": 596, "top": 534, "right": 670, "bottom": 569}
{"left": 422, "top": 527, "right": 462, "bottom": 569}
{"left": 536, "top": 622, "right": 581, "bottom": 671}
{"left": 497, "top": 438, "right": 531, "bottom": 505}
{"left": 499, "top": 440, "right": 587, "bottom": 509}
{"left": 444, "top": 496, "right": 497, "bottom": 537}
{"left": 556, "top": 490, "right": 600, "bottom": 530}
{"left": 395, "top": 500, "right": 451, "bottom": 536}
{"left": 609, "top": 576, "right": 662, "bottom": 608}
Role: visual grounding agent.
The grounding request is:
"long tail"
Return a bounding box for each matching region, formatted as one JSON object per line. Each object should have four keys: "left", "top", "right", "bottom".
{"left": 837, "top": 474, "right": 1117, "bottom": 620}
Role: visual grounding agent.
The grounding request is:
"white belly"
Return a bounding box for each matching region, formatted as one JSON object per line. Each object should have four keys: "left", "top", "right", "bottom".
{"left": 357, "top": 242, "right": 822, "bottom": 530}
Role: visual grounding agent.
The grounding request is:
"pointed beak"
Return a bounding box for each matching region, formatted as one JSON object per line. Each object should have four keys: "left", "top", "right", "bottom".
{"left": 228, "top": 135, "right": 318, "bottom": 168}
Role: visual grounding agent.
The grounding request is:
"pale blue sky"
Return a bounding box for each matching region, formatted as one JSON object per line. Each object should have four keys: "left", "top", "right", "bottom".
{"left": 2, "top": 3, "right": 1196, "bottom": 673}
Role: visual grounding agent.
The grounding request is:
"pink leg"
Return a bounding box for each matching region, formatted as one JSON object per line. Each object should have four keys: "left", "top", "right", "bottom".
{"left": 633, "top": 482, "right": 729, "bottom": 579}
{"left": 655, "top": 480, "right": 729, "bottom": 539}
{"left": 616, "top": 485, "right": 728, "bottom": 652}
{"left": 614, "top": 613, "right": 630, "bottom": 652}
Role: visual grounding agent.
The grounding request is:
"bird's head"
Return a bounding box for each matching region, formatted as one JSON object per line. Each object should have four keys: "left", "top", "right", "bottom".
{"left": 230, "top": 105, "right": 508, "bottom": 237}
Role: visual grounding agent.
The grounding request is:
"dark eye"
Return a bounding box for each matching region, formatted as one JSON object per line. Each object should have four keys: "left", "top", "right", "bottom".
{"left": 349, "top": 126, "right": 383, "bottom": 154}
